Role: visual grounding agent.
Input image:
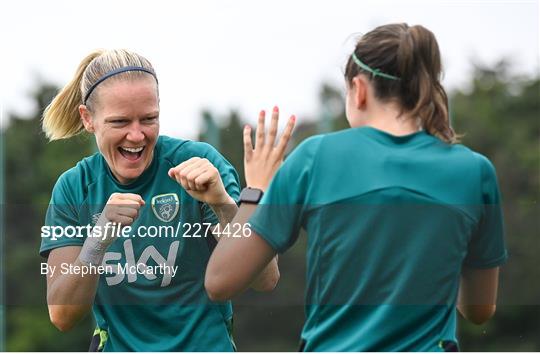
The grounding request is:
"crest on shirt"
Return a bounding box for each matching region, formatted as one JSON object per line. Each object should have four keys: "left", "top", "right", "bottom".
{"left": 151, "top": 193, "right": 180, "bottom": 222}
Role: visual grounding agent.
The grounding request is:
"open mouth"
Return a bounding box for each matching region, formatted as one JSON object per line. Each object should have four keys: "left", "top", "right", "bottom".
{"left": 118, "top": 146, "right": 145, "bottom": 161}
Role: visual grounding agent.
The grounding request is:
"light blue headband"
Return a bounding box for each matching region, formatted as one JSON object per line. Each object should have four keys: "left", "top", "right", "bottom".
{"left": 352, "top": 53, "right": 400, "bottom": 81}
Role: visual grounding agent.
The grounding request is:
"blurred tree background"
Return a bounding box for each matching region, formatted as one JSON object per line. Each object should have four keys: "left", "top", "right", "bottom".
{"left": 1, "top": 61, "right": 538, "bottom": 351}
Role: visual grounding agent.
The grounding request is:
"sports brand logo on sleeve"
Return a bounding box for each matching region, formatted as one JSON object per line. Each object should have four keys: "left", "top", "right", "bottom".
{"left": 151, "top": 193, "right": 180, "bottom": 222}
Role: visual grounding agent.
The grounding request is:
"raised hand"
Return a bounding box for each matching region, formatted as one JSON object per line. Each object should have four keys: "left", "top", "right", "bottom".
{"left": 168, "top": 157, "right": 232, "bottom": 205}
{"left": 243, "top": 106, "right": 295, "bottom": 191}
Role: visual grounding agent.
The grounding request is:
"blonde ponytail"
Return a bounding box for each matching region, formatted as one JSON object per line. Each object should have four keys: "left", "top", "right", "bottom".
{"left": 42, "top": 49, "right": 157, "bottom": 141}
{"left": 42, "top": 50, "right": 104, "bottom": 140}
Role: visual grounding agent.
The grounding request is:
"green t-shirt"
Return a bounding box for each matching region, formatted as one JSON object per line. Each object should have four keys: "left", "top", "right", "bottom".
{"left": 40, "top": 136, "right": 240, "bottom": 351}
{"left": 249, "top": 126, "right": 507, "bottom": 351}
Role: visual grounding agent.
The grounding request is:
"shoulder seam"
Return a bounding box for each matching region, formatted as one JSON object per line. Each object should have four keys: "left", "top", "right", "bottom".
{"left": 162, "top": 139, "right": 191, "bottom": 168}
{"left": 78, "top": 156, "right": 108, "bottom": 208}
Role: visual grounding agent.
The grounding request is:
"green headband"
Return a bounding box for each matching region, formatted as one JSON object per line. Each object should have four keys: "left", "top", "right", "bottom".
{"left": 351, "top": 53, "right": 400, "bottom": 81}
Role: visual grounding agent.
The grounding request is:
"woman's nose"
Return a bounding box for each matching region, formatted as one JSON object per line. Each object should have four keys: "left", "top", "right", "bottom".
{"left": 126, "top": 123, "right": 145, "bottom": 142}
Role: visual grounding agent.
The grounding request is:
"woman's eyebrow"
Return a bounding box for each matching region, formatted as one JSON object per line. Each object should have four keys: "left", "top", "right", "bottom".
{"left": 143, "top": 111, "right": 160, "bottom": 117}
{"left": 104, "top": 115, "right": 130, "bottom": 121}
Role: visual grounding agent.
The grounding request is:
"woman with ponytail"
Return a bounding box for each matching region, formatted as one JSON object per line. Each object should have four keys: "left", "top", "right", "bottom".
{"left": 40, "top": 49, "right": 281, "bottom": 351}
{"left": 205, "top": 23, "right": 507, "bottom": 351}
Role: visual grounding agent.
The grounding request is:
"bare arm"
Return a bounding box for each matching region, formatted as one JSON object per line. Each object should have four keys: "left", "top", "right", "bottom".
{"left": 205, "top": 203, "right": 278, "bottom": 301}
{"left": 46, "top": 246, "right": 99, "bottom": 332}
{"left": 210, "top": 200, "right": 279, "bottom": 292}
{"left": 167, "top": 153, "right": 280, "bottom": 294}
{"left": 205, "top": 107, "right": 295, "bottom": 301}
{"left": 458, "top": 266, "right": 499, "bottom": 325}
{"left": 46, "top": 193, "right": 144, "bottom": 331}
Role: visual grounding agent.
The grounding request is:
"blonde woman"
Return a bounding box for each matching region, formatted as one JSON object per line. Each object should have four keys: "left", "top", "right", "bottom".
{"left": 40, "top": 49, "right": 280, "bottom": 351}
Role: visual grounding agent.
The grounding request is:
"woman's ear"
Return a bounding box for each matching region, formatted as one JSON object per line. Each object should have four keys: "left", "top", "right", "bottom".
{"left": 79, "top": 105, "right": 95, "bottom": 133}
{"left": 352, "top": 76, "right": 369, "bottom": 110}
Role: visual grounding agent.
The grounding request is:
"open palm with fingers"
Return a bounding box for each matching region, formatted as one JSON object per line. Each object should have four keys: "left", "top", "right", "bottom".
{"left": 243, "top": 106, "right": 296, "bottom": 191}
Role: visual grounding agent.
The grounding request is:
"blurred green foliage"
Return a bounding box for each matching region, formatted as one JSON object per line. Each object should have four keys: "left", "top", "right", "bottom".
{"left": 1, "top": 61, "right": 538, "bottom": 351}
{"left": 3, "top": 85, "right": 95, "bottom": 350}
{"left": 449, "top": 62, "right": 540, "bottom": 351}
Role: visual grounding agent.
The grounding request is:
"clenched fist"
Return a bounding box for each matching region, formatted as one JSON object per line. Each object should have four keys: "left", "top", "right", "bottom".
{"left": 101, "top": 193, "right": 145, "bottom": 226}
{"left": 168, "top": 157, "right": 232, "bottom": 205}
{"left": 94, "top": 193, "right": 145, "bottom": 247}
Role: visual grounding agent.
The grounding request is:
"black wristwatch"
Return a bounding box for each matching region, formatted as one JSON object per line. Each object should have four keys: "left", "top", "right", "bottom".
{"left": 239, "top": 187, "right": 264, "bottom": 204}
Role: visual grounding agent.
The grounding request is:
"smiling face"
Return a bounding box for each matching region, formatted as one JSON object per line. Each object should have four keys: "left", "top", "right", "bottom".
{"left": 80, "top": 76, "right": 160, "bottom": 184}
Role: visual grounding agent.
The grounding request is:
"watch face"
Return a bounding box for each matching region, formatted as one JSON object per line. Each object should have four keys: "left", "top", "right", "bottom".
{"left": 241, "top": 188, "right": 263, "bottom": 203}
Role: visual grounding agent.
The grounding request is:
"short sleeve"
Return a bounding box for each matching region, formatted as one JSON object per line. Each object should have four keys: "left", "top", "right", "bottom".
{"left": 199, "top": 145, "right": 241, "bottom": 225}
{"left": 463, "top": 154, "right": 508, "bottom": 268}
{"left": 249, "top": 136, "right": 322, "bottom": 253}
{"left": 39, "top": 172, "right": 85, "bottom": 258}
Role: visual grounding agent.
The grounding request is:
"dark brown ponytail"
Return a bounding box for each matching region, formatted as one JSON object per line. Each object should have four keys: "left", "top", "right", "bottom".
{"left": 345, "top": 23, "right": 458, "bottom": 144}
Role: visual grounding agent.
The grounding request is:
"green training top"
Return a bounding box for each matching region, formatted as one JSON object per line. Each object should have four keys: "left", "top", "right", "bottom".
{"left": 249, "top": 126, "right": 507, "bottom": 351}
{"left": 40, "top": 136, "right": 240, "bottom": 351}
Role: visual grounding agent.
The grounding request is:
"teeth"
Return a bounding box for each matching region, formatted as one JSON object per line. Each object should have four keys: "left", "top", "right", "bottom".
{"left": 121, "top": 146, "right": 144, "bottom": 153}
